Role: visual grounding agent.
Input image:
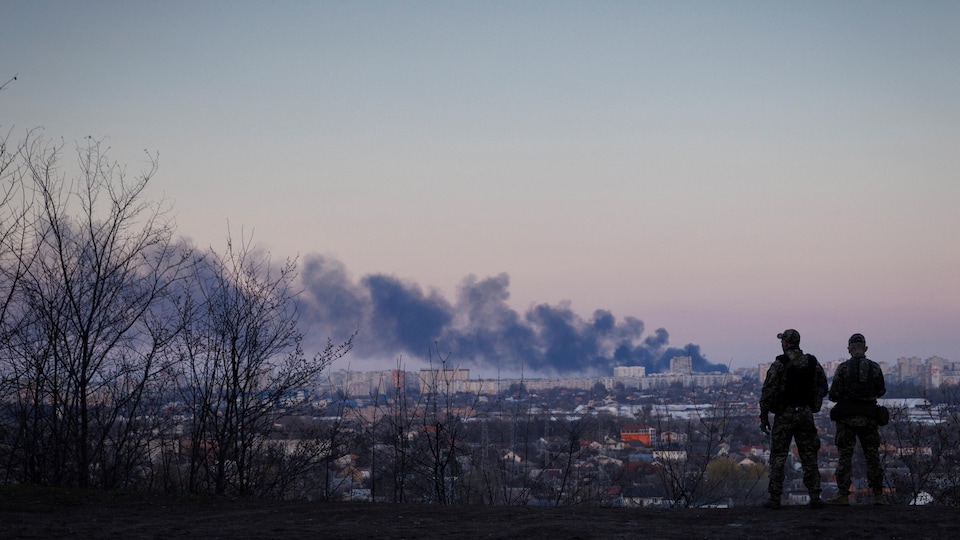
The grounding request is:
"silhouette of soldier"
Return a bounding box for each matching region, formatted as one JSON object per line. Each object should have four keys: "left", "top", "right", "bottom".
{"left": 759, "top": 328, "right": 828, "bottom": 508}
{"left": 827, "top": 333, "right": 886, "bottom": 505}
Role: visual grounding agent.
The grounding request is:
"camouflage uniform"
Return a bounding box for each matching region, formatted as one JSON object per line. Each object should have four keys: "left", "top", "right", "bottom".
{"left": 760, "top": 331, "right": 828, "bottom": 503}
{"left": 828, "top": 335, "right": 886, "bottom": 498}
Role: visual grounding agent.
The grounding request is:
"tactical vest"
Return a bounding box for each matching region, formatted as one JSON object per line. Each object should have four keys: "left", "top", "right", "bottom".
{"left": 846, "top": 358, "right": 879, "bottom": 401}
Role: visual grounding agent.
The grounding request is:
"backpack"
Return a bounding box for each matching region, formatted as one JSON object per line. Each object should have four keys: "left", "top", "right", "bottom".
{"left": 779, "top": 352, "right": 825, "bottom": 412}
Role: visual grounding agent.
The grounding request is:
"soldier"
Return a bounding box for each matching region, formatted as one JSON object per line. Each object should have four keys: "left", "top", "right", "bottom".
{"left": 759, "top": 328, "right": 828, "bottom": 509}
{"left": 827, "top": 333, "right": 886, "bottom": 505}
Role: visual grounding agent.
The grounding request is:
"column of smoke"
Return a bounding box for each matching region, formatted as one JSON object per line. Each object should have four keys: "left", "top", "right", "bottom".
{"left": 297, "top": 254, "right": 727, "bottom": 376}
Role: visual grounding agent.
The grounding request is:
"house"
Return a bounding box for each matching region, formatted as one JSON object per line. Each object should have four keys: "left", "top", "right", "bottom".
{"left": 621, "top": 425, "right": 655, "bottom": 445}
{"left": 658, "top": 430, "right": 688, "bottom": 446}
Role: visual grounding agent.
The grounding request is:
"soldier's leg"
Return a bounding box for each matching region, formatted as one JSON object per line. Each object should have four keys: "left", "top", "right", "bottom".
{"left": 860, "top": 426, "right": 884, "bottom": 494}
{"left": 796, "top": 414, "right": 822, "bottom": 496}
{"left": 767, "top": 417, "right": 792, "bottom": 498}
{"left": 834, "top": 422, "right": 856, "bottom": 496}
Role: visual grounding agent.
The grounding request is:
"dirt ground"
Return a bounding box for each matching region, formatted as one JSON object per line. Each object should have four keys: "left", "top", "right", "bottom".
{"left": 1, "top": 487, "right": 957, "bottom": 540}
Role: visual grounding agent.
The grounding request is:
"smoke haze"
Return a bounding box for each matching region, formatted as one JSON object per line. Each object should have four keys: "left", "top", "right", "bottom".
{"left": 298, "top": 255, "right": 728, "bottom": 376}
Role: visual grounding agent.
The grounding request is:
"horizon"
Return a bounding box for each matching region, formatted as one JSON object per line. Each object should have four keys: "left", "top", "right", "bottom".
{"left": 321, "top": 349, "right": 954, "bottom": 381}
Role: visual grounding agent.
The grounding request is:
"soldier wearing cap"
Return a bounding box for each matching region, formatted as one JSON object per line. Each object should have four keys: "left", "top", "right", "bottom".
{"left": 827, "top": 333, "right": 887, "bottom": 505}
{"left": 759, "top": 328, "right": 828, "bottom": 509}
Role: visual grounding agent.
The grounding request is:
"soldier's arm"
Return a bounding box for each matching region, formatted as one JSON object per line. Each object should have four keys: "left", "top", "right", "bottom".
{"left": 875, "top": 363, "right": 886, "bottom": 398}
{"left": 828, "top": 365, "right": 845, "bottom": 402}
{"left": 816, "top": 363, "right": 828, "bottom": 395}
{"left": 759, "top": 363, "right": 781, "bottom": 414}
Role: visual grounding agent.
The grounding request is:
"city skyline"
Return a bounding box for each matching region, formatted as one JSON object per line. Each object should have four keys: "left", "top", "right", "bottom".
{"left": 3, "top": 2, "right": 958, "bottom": 373}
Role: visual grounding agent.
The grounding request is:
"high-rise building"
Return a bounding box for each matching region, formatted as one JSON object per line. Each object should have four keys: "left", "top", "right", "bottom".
{"left": 614, "top": 365, "right": 646, "bottom": 378}
{"left": 670, "top": 356, "right": 692, "bottom": 375}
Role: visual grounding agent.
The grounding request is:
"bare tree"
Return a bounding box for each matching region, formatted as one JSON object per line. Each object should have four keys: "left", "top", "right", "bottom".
{"left": 364, "top": 348, "right": 488, "bottom": 505}
{"left": 0, "top": 129, "right": 32, "bottom": 333}
{"left": 369, "top": 358, "right": 419, "bottom": 503}
{"left": 461, "top": 370, "right": 531, "bottom": 506}
{"left": 938, "top": 386, "right": 960, "bottom": 505}
{"left": 314, "top": 385, "right": 363, "bottom": 501}
{"left": 653, "top": 376, "right": 753, "bottom": 507}
{"left": 885, "top": 396, "right": 956, "bottom": 505}
{"left": 419, "top": 348, "right": 468, "bottom": 504}
{"left": 549, "top": 415, "right": 590, "bottom": 505}
{"left": 0, "top": 133, "right": 191, "bottom": 487}
{"left": 174, "top": 232, "right": 351, "bottom": 496}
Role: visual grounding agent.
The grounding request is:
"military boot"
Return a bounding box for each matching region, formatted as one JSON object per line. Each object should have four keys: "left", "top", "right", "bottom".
{"left": 763, "top": 496, "right": 781, "bottom": 509}
{"left": 826, "top": 494, "right": 849, "bottom": 506}
{"left": 873, "top": 493, "right": 885, "bottom": 505}
{"left": 809, "top": 494, "right": 825, "bottom": 509}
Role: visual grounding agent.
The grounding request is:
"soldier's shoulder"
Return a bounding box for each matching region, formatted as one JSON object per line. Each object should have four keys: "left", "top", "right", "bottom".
{"left": 802, "top": 353, "right": 823, "bottom": 369}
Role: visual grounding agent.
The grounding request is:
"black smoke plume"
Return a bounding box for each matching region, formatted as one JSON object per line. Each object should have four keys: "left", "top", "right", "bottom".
{"left": 297, "top": 255, "right": 728, "bottom": 376}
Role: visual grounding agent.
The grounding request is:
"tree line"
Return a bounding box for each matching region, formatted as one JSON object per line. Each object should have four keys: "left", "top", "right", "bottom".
{"left": 0, "top": 130, "right": 351, "bottom": 495}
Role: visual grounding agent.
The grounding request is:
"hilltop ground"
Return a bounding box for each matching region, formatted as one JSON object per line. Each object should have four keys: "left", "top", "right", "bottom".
{"left": 0, "top": 487, "right": 957, "bottom": 540}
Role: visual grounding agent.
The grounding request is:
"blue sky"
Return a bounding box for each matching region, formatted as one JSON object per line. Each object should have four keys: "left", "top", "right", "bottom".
{"left": 3, "top": 1, "right": 958, "bottom": 373}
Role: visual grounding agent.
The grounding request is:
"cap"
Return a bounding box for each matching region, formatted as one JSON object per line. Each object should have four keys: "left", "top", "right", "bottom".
{"left": 777, "top": 329, "right": 800, "bottom": 344}
{"left": 848, "top": 333, "right": 866, "bottom": 346}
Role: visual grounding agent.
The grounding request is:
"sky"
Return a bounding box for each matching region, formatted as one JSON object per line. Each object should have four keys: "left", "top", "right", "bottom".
{"left": 3, "top": 1, "right": 959, "bottom": 376}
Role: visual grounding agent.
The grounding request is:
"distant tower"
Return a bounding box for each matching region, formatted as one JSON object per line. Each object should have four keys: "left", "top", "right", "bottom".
{"left": 759, "top": 363, "right": 772, "bottom": 384}
{"left": 614, "top": 366, "right": 646, "bottom": 378}
{"left": 670, "top": 356, "right": 693, "bottom": 375}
